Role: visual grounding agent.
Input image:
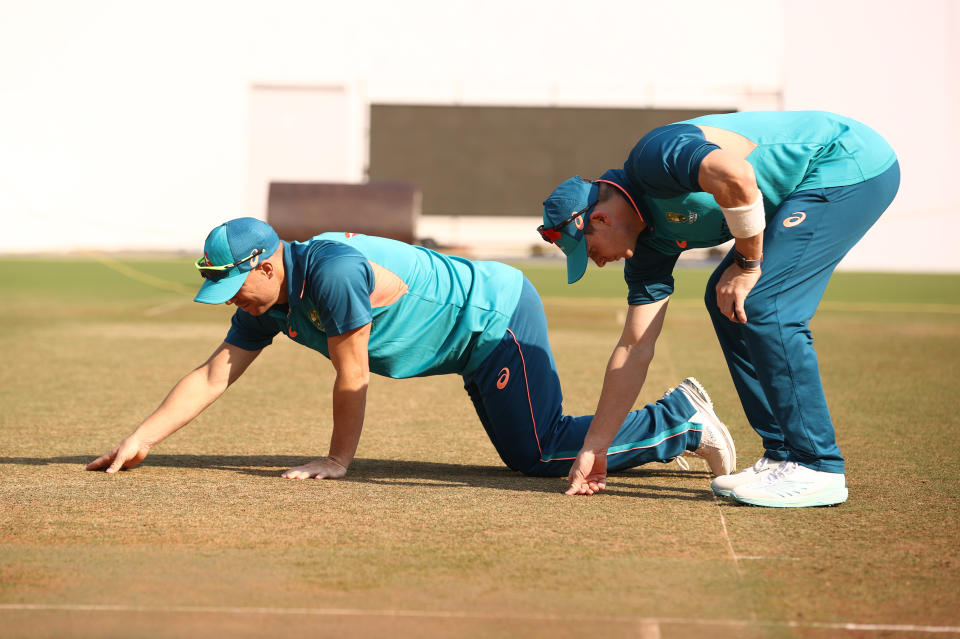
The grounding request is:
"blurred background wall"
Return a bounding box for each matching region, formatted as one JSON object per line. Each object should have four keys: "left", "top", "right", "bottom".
{"left": 1, "top": 0, "right": 957, "bottom": 271}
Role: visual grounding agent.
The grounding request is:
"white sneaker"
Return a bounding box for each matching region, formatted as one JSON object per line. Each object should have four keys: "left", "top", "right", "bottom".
{"left": 711, "top": 456, "right": 780, "bottom": 497}
{"left": 672, "top": 378, "right": 736, "bottom": 476}
{"left": 731, "top": 461, "right": 848, "bottom": 508}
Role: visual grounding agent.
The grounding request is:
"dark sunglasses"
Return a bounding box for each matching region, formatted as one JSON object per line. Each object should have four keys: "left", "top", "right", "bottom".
{"left": 195, "top": 248, "right": 264, "bottom": 282}
{"left": 537, "top": 204, "right": 592, "bottom": 244}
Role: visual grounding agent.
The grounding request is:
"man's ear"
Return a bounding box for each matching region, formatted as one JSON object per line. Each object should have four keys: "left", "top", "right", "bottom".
{"left": 258, "top": 260, "right": 275, "bottom": 278}
{"left": 589, "top": 211, "right": 611, "bottom": 227}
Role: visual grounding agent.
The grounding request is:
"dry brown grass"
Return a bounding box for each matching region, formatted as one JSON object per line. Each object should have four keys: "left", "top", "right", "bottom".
{"left": 1, "top": 258, "right": 958, "bottom": 638}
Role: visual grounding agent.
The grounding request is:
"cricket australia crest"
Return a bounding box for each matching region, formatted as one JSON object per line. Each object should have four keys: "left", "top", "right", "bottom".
{"left": 665, "top": 211, "right": 698, "bottom": 224}
{"left": 308, "top": 309, "right": 325, "bottom": 331}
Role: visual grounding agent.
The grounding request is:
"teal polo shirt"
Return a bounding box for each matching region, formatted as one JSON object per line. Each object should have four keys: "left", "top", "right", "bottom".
{"left": 225, "top": 234, "right": 524, "bottom": 378}
{"left": 598, "top": 111, "right": 897, "bottom": 304}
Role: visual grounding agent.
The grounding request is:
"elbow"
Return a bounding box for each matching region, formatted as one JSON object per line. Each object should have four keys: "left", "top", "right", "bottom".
{"left": 336, "top": 366, "right": 370, "bottom": 393}
{"left": 614, "top": 340, "right": 656, "bottom": 369}
{"left": 708, "top": 160, "right": 758, "bottom": 208}
{"left": 192, "top": 366, "right": 229, "bottom": 397}
{"left": 630, "top": 343, "right": 656, "bottom": 367}
{"left": 729, "top": 162, "right": 758, "bottom": 202}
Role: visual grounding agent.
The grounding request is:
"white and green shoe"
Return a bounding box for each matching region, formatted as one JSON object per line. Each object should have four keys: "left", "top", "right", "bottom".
{"left": 731, "top": 461, "right": 848, "bottom": 508}
{"left": 711, "top": 456, "right": 780, "bottom": 497}
{"left": 673, "top": 377, "right": 736, "bottom": 476}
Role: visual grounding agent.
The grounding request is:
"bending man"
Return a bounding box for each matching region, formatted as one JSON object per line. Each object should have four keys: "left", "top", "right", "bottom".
{"left": 539, "top": 110, "right": 898, "bottom": 506}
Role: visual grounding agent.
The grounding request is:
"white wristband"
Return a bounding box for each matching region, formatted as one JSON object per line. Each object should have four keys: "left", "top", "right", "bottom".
{"left": 720, "top": 191, "right": 766, "bottom": 238}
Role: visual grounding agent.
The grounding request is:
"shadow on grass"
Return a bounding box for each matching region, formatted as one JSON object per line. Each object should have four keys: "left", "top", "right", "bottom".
{"left": 2, "top": 454, "right": 713, "bottom": 500}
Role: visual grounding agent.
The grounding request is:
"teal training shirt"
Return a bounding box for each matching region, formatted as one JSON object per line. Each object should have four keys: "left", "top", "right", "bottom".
{"left": 225, "top": 234, "right": 524, "bottom": 378}
{"left": 597, "top": 111, "right": 897, "bottom": 304}
{"left": 683, "top": 110, "right": 897, "bottom": 201}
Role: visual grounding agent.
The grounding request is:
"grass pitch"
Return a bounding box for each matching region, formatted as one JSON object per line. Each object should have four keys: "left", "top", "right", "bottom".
{"left": 1, "top": 255, "right": 958, "bottom": 638}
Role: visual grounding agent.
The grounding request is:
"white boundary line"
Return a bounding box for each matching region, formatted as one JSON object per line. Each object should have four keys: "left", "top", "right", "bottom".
{"left": 0, "top": 604, "right": 957, "bottom": 633}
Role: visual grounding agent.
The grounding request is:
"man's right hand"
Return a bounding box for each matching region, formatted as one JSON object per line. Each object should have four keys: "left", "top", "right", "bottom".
{"left": 565, "top": 448, "right": 608, "bottom": 496}
{"left": 86, "top": 435, "right": 151, "bottom": 473}
{"left": 281, "top": 457, "right": 348, "bottom": 480}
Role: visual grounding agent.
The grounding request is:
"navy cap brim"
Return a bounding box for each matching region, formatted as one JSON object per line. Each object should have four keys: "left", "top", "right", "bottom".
{"left": 194, "top": 271, "right": 248, "bottom": 305}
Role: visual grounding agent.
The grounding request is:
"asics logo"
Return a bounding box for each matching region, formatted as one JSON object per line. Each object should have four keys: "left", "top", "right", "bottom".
{"left": 496, "top": 367, "right": 510, "bottom": 389}
{"left": 783, "top": 212, "right": 807, "bottom": 228}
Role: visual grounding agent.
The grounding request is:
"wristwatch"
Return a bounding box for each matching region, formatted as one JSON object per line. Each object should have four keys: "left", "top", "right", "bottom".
{"left": 733, "top": 249, "right": 763, "bottom": 270}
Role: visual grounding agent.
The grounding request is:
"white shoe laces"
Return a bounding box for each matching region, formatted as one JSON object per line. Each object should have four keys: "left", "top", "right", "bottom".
{"left": 764, "top": 460, "right": 798, "bottom": 484}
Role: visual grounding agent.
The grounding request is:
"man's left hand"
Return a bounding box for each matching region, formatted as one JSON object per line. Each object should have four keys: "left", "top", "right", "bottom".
{"left": 716, "top": 264, "right": 761, "bottom": 323}
{"left": 282, "top": 457, "right": 348, "bottom": 480}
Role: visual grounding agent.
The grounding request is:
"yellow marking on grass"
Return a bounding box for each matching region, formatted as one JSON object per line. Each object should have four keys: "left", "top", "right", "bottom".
{"left": 89, "top": 253, "right": 194, "bottom": 296}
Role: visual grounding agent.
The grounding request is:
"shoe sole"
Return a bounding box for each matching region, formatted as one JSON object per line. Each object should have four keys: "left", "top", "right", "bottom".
{"left": 732, "top": 487, "right": 849, "bottom": 508}
{"left": 679, "top": 378, "right": 737, "bottom": 475}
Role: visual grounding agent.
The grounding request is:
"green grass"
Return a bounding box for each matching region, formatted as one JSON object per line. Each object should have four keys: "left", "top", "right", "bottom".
{"left": 1, "top": 255, "right": 959, "bottom": 638}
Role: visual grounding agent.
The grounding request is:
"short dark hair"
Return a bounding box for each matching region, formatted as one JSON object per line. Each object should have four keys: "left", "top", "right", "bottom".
{"left": 597, "top": 182, "right": 618, "bottom": 204}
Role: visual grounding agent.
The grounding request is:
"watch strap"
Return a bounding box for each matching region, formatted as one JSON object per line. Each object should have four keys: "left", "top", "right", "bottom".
{"left": 733, "top": 249, "right": 763, "bottom": 270}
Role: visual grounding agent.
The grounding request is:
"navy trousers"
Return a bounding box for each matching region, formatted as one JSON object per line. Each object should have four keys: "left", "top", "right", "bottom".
{"left": 463, "top": 278, "right": 702, "bottom": 477}
{"left": 705, "top": 162, "right": 901, "bottom": 473}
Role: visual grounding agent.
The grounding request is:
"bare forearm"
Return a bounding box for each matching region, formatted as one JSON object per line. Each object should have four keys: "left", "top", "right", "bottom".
{"left": 582, "top": 344, "right": 654, "bottom": 451}
{"left": 327, "top": 375, "right": 368, "bottom": 469}
{"left": 734, "top": 235, "right": 763, "bottom": 261}
{"left": 133, "top": 368, "right": 227, "bottom": 447}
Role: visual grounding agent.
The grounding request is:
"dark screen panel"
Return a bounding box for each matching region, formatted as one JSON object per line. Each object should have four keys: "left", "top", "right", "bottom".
{"left": 368, "top": 105, "right": 732, "bottom": 216}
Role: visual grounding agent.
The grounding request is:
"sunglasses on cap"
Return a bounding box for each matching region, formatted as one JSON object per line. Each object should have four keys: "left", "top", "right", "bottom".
{"left": 195, "top": 248, "right": 264, "bottom": 282}
{"left": 536, "top": 203, "right": 593, "bottom": 244}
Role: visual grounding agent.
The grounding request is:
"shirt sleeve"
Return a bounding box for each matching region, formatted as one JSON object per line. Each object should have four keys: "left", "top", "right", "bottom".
{"left": 624, "top": 123, "right": 720, "bottom": 198}
{"left": 224, "top": 309, "right": 281, "bottom": 351}
{"left": 624, "top": 243, "right": 681, "bottom": 305}
{"left": 304, "top": 242, "right": 375, "bottom": 336}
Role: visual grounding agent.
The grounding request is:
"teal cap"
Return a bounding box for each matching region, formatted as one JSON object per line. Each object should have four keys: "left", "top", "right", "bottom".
{"left": 194, "top": 218, "right": 280, "bottom": 304}
{"left": 539, "top": 176, "right": 599, "bottom": 284}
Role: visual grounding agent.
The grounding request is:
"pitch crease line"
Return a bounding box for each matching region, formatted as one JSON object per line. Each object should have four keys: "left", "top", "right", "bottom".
{"left": 1, "top": 605, "right": 958, "bottom": 633}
